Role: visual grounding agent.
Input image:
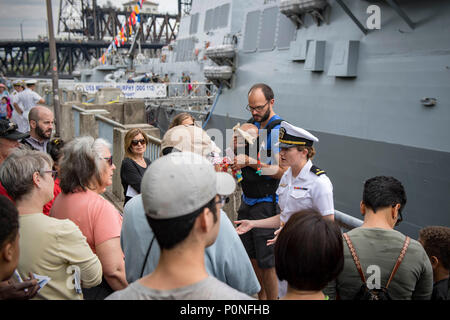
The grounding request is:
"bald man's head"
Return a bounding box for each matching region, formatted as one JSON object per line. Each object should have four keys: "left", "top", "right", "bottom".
{"left": 29, "top": 106, "right": 54, "bottom": 141}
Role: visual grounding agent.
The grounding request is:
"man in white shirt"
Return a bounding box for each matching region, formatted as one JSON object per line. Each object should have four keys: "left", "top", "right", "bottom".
{"left": 9, "top": 80, "right": 27, "bottom": 132}
{"left": 14, "top": 80, "right": 45, "bottom": 133}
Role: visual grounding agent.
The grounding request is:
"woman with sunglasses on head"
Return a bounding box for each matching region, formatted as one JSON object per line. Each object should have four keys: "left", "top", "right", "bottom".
{"left": 50, "top": 136, "right": 128, "bottom": 299}
{"left": 120, "top": 128, "right": 151, "bottom": 206}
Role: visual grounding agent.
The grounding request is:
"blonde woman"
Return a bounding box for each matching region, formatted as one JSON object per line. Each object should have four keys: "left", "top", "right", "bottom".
{"left": 120, "top": 128, "right": 151, "bottom": 205}
{"left": 168, "top": 112, "right": 195, "bottom": 129}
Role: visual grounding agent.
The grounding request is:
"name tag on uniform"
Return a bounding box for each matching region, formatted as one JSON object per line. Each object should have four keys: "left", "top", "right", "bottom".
{"left": 294, "top": 186, "right": 308, "bottom": 190}
{"left": 279, "top": 184, "right": 287, "bottom": 187}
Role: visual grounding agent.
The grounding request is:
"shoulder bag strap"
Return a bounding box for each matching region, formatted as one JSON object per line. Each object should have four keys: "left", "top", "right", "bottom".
{"left": 140, "top": 235, "right": 155, "bottom": 278}
{"left": 385, "top": 236, "right": 410, "bottom": 289}
{"left": 343, "top": 233, "right": 366, "bottom": 283}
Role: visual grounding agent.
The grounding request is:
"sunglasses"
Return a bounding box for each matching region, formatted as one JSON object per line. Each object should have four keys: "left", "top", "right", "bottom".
{"left": 131, "top": 139, "right": 146, "bottom": 146}
{"left": 104, "top": 156, "right": 113, "bottom": 166}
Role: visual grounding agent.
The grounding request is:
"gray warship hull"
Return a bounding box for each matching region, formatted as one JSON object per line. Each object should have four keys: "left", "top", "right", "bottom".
{"left": 86, "top": 0, "right": 450, "bottom": 237}
{"left": 188, "top": 0, "right": 450, "bottom": 237}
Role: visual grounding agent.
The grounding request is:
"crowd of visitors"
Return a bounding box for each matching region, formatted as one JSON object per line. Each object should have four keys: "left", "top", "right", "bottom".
{"left": 0, "top": 81, "right": 448, "bottom": 301}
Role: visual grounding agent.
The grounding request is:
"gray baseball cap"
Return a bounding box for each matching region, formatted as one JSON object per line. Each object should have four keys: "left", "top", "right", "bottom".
{"left": 141, "top": 152, "right": 236, "bottom": 220}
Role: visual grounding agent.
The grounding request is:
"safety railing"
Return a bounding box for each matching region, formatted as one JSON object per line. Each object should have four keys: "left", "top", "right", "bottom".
{"left": 144, "top": 134, "right": 162, "bottom": 162}
{"left": 166, "top": 82, "right": 217, "bottom": 98}
{"left": 92, "top": 109, "right": 162, "bottom": 162}
{"left": 95, "top": 114, "right": 125, "bottom": 154}
{"left": 334, "top": 210, "right": 364, "bottom": 231}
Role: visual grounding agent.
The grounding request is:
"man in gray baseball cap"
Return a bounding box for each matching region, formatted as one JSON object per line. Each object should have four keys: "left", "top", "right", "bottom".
{"left": 107, "top": 152, "right": 254, "bottom": 300}
{"left": 141, "top": 151, "right": 235, "bottom": 220}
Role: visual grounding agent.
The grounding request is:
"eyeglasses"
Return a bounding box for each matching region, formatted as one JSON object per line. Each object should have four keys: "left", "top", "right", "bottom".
{"left": 216, "top": 195, "right": 229, "bottom": 207}
{"left": 245, "top": 101, "right": 269, "bottom": 112}
{"left": 104, "top": 156, "right": 113, "bottom": 166}
{"left": 131, "top": 139, "right": 146, "bottom": 146}
{"left": 41, "top": 170, "right": 57, "bottom": 179}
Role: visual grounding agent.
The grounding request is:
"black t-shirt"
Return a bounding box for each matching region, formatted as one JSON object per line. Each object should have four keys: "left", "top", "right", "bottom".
{"left": 120, "top": 157, "right": 151, "bottom": 204}
{"left": 432, "top": 278, "right": 449, "bottom": 300}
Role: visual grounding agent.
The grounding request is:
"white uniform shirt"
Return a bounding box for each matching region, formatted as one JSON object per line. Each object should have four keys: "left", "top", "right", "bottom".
{"left": 17, "top": 88, "right": 43, "bottom": 132}
{"left": 276, "top": 159, "right": 334, "bottom": 224}
{"left": 10, "top": 90, "right": 28, "bottom": 133}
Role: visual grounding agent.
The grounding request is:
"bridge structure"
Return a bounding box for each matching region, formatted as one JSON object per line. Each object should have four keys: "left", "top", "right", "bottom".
{"left": 0, "top": 0, "right": 192, "bottom": 78}
{"left": 0, "top": 40, "right": 163, "bottom": 79}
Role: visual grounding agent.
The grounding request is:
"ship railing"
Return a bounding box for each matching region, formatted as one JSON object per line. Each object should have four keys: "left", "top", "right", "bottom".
{"left": 165, "top": 82, "right": 217, "bottom": 99}
{"left": 93, "top": 112, "right": 162, "bottom": 163}
{"left": 144, "top": 133, "right": 162, "bottom": 162}
{"left": 70, "top": 104, "right": 162, "bottom": 206}
{"left": 334, "top": 210, "right": 364, "bottom": 231}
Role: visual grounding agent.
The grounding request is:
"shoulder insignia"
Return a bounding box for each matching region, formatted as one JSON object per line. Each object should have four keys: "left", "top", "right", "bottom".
{"left": 310, "top": 165, "right": 326, "bottom": 176}
{"left": 279, "top": 127, "right": 286, "bottom": 139}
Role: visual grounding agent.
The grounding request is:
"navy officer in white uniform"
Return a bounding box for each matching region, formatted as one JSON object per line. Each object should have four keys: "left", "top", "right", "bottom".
{"left": 235, "top": 121, "right": 334, "bottom": 297}
{"left": 235, "top": 121, "right": 334, "bottom": 238}
{"left": 276, "top": 121, "right": 334, "bottom": 227}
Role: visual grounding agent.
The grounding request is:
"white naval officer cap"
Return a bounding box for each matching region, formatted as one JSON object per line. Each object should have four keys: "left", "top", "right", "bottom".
{"left": 25, "top": 79, "right": 37, "bottom": 85}
{"left": 276, "top": 121, "right": 319, "bottom": 148}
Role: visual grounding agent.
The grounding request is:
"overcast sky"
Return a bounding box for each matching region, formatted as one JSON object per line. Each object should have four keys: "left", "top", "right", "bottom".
{"left": 0, "top": 0, "right": 178, "bottom": 40}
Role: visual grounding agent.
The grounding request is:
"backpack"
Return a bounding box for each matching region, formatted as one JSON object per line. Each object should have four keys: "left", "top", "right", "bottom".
{"left": 343, "top": 233, "right": 410, "bottom": 300}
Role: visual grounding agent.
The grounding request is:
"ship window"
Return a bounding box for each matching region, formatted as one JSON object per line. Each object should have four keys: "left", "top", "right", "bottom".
{"left": 189, "top": 13, "right": 199, "bottom": 35}
{"left": 175, "top": 39, "right": 184, "bottom": 62}
{"left": 212, "top": 6, "right": 221, "bottom": 29}
{"left": 185, "top": 38, "right": 195, "bottom": 61}
{"left": 204, "top": 9, "right": 213, "bottom": 32}
{"left": 259, "top": 7, "right": 278, "bottom": 52}
{"left": 277, "top": 12, "right": 296, "bottom": 50}
{"left": 243, "top": 10, "right": 260, "bottom": 53}
{"left": 218, "top": 4, "right": 230, "bottom": 28}
{"left": 176, "top": 38, "right": 195, "bottom": 62}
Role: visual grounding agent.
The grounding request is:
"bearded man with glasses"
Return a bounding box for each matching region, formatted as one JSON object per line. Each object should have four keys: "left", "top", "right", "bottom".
{"left": 231, "top": 83, "right": 288, "bottom": 300}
